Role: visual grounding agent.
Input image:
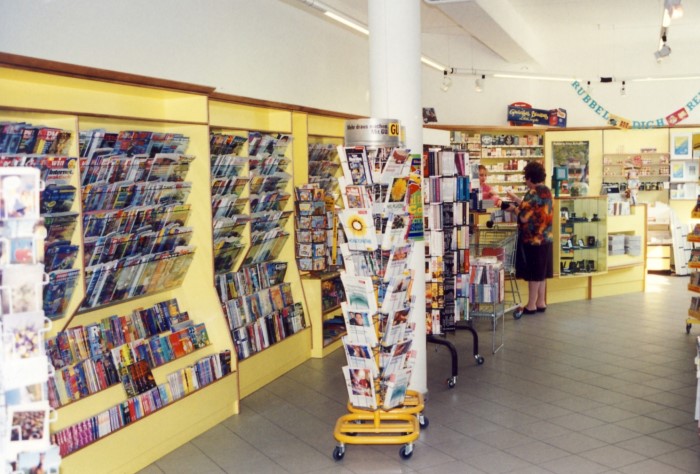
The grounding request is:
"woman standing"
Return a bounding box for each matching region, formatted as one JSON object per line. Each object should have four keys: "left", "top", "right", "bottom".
{"left": 503, "top": 161, "right": 553, "bottom": 315}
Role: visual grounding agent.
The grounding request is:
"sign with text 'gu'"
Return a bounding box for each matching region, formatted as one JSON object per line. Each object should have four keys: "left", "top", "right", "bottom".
{"left": 345, "top": 118, "right": 401, "bottom": 147}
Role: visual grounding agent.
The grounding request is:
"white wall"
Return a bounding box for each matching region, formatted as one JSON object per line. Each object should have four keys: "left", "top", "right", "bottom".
{"left": 1, "top": 0, "right": 699, "bottom": 128}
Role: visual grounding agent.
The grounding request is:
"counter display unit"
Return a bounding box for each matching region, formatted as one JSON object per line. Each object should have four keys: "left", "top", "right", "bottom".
{"left": 554, "top": 196, "right": 608, "bottom": 277}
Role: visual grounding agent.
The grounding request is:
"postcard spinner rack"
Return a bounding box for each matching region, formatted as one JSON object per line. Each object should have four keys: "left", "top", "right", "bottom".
{"left": 331, "top": 131, "right": 426, "bottom": 461}
{"left": 1, "top": 167, "right": 62, "bottom": 472}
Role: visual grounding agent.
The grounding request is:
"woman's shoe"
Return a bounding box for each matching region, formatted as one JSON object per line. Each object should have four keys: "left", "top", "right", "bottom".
{"left": 522, "top": 307, "right": 538, "bottom": 315}
{"left": 537, "top": 306, "right": 547, "bottom": 313}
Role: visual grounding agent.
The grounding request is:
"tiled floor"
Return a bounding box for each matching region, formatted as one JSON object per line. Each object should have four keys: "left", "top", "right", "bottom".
{"left": 138, "top": 273, "right": 700, "bottom": 473}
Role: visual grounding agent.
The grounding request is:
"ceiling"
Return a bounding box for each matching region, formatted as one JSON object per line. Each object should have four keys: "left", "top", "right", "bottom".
{"left": 294, "top": 0, "right": 700, "bottom": 81}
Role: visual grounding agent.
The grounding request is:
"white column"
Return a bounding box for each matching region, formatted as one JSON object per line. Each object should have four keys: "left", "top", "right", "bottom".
{"left": 368, "top": 0, "right": 427, "bottom": 395}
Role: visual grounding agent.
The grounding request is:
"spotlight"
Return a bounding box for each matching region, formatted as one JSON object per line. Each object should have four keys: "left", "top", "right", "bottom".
{"left": 655, "top": 43, "right": 672, "bottom": 62}
{"left": 440, "top": 70, "right": 452, "bottom": 92}
{"left": 475, "top": 74, "right": 485, "bottom": 92}
{"left": 620, "top": 81, "right": 626, "bottom": 96}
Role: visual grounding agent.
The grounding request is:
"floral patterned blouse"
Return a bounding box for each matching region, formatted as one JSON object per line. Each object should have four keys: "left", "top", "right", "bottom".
{"left": 517, "top": 184, "right": 553, "bottom": 245}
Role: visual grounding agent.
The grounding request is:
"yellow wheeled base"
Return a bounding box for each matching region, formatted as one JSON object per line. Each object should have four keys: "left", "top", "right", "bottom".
{"left": 333, "top": 390, "right": 426, "bottom": 461}
{"left": 686, "top": 310, "right": 700, "bottom": 334}
{"left": 345, "top": 390, "right": 428, "bottom": 428}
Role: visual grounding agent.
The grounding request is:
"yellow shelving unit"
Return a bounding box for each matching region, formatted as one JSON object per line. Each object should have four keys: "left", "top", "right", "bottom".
{"left": 209, "top": 93, "right": 311, "bottom": 398}
{"left": 0, "top": 53, "right": 239, "bottom": 474}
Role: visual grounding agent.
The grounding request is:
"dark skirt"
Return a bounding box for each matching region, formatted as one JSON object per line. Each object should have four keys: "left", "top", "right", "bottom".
{"left": 516, "top": 239, "right": 553, "bottom": 281}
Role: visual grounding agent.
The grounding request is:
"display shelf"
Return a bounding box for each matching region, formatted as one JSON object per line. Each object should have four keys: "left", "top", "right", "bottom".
{"left": 591, "top": 204, "right": 647, "bottom": 298}
{"left": 0, "top": 55, "right": 239, "bottom": 473}
{"left": 303, "top": 272, "right": 346, "bottom": 358}
{"left": 209, "top": 94, "right": 311, "bottom": 398}
{"left": 553, "top": 196, "right": 608, "bottom": 278}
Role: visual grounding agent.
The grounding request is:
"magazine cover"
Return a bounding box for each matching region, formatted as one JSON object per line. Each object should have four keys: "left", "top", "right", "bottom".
{"left": 341, "top": 366, "right": 377, "bottom": 410}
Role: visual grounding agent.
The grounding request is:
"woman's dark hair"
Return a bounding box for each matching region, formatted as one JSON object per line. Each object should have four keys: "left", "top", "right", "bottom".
{"left": 523, "top": 161, "right": 546, "bottom": 184}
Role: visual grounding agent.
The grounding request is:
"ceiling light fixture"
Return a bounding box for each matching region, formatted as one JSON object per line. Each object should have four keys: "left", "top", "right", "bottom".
{"left": 655, "top": 42, "right": 672, "bottom": 62}
{"left": 299, "top": 0, "right": 447, "bottom": 72}
{"left": 492, "top": 73, "right": 576, "bottom": 82}
{"left": 441, "top": 71, "right": 452, "bottom": 92}
{"left": 665, "top": 0, "right": 684, "bottom": 21}
{"left": 475, "top": 75, "right": 485, "bottom": 92}
{"left": 421, "top": 56, "right": 449, "bottom": 72}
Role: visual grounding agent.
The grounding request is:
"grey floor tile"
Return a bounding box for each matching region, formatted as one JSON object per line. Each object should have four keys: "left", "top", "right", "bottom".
{"left": 614, "top": 434, "right": 680, "bottom": 457}
{"left": 506, "top": 439, "right": 570, "bottom": 464}
{"left": 463, "top": 450, "right": 536, "bottom": 474}
{"left": 581, "top": 424, "right": 643, "bottom": 444}
{"left": 654, "top": 447, "right": 700, "bottom": 473}
{"left": 649, "top": 426, "right": 700, "bottom": 448}
{"left": 539, "top": 454, "right": 609, "bottom": 474}
{"left": 544, "top": 431, "right": 607, "bottom": 454}
{"left": 577, "top": 445, "right": 647, "bottom": 469}
{"left": 616, "top": 458, "right": 690, "bottom": 474}
{"left": 614, "top": 415, "right": 675, "bottom": 435}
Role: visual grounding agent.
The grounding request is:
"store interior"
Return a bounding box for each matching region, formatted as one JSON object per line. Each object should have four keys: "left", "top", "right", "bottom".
{"left": 2, "top": 0, "right": 700, "bottom": 473}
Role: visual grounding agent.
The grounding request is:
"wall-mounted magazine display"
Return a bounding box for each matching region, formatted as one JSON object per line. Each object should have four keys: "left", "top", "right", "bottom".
{"left": 331, "top": 121, "right": 424, "bottom": 461}
{"left": 307, "top": 141, "right": 341, "bottom": 197}
{"left": 210, "top": 130, "right": 306, "bottom": 362}
{"left": 211, "top": 134, "right": 249, "bottom": 274}
{"left": 0, "top": 165, "right": 62, "bottom": 471}
{"left": 78, "top": 130, "right": 197, "bottom": 311}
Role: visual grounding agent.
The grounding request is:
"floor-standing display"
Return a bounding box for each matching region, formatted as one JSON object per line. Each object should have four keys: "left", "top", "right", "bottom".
{"left": 1, "top": 166, "right": 62, "bottom": 472}
{"left": 332, "top": 119, "right": 424, "bottom": 460}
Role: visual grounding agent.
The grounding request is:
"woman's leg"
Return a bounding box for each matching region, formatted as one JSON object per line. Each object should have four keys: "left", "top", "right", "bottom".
{"left": 526, "top": 280, "right": 540, "bottom": 310}
{"left": 536, "top": 279, "right": 547, "bottom": 309}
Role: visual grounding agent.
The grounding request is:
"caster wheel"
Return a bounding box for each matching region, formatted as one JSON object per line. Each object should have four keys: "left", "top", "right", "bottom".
{"left": 332, "top": 446, "right": 345, "bottom": 461}
{"left": 513, "top": 309, "right": 523, "bottom": 320}
{"left": 475, "top": 355, "right": 485, "bottom": 365}
{"left": 687, "top": 323, "right": 692, "bottom": 334}
{"left": 447, "top": 376, "right": 456, "bottom": 388}
{"left": 399, "top": 444, "right": 414, "bottom": 459}
{"left": 418, "top": 414, "right": 429, "bottom": 428}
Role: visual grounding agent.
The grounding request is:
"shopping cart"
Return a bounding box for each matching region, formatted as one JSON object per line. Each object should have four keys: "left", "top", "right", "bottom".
{"left": 468, "top": 226, "right": 523, "bottom": 353}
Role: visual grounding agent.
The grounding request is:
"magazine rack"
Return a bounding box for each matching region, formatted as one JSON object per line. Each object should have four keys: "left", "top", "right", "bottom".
{"left": 331, "top": 125, "right": 425, "bottom": 461}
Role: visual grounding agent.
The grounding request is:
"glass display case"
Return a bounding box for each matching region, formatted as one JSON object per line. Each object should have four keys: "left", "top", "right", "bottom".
{"left": 554, "top": 196, "right": 608, "bottom": 277}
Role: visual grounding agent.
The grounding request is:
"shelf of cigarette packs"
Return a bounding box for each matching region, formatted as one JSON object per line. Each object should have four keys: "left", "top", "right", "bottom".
{"left": 212, "top": 131, "right": 306, "bottom": 362}
{"left": 78, "top": 130, "right": 198, "bottom": 311}
{"left": 423, "top": 148, "right": 484, "bottom": 388}
{"left": 0, "top": 166, "right": 62, "bottom": 472}
{"left": 331, "top": 144, "right": 423, "bottom": 461}
{"left": 686, "top": 202, "right": 700, "bottom": 334}
{"left": 0, "top": 122, "right": 82, "bottom": 321}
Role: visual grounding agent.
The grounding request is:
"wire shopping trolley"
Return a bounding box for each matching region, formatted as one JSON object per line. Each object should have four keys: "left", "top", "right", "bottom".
{"left": 468, "top": 225, "right": 523, "bottom": 353}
